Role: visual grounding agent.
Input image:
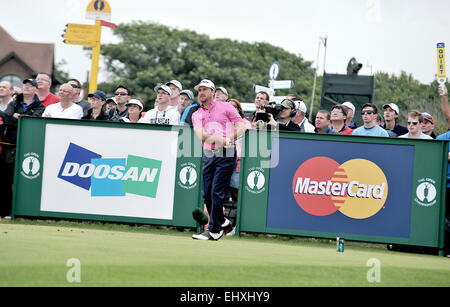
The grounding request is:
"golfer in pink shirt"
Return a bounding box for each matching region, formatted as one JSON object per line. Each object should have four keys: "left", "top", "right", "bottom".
{"left": 191, "top": 79, "right": 246, "bottom": 240}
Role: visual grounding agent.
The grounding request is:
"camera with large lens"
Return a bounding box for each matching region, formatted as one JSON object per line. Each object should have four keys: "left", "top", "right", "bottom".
{"left": 264, "top": 104, "right": 283, "bottom": 119}
{"left": 255, "top": 104, "right": 282, "bottom": 123}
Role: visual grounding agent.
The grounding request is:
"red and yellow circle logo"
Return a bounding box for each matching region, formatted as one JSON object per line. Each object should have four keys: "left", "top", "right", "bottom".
{"left": 292, "top": 157, "right": 388, "bottom": 219}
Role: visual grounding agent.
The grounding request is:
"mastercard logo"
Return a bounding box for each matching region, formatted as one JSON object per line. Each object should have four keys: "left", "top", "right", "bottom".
{"left": 292, "top": 157, "right": 388, "bottom": 219}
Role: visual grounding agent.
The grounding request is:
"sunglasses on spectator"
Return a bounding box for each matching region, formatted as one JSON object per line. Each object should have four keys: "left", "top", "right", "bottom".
{"left": 70, "top": 84, "right": 81, "bottom": 89}
{"left": 115, "top": 92, "right": 129, "bottom": 96}
{"left": 407, "top": 121, "right": 419, "bottom": 126}
{"left": 361, "top": 110, "right": 375, "bottom": 115}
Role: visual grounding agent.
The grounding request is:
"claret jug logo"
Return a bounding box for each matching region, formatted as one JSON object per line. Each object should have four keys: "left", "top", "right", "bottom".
{"left": 21, "top": 152, "right": 41, "bottom": 179}
{"left": 246, "top": 167, "right": 266, "bottom": 194}
{"left": 292, "top": 157, "right": 388, "bottom": 219}
{"left": 178, "top": 162, "right": 198, "bottom": 190}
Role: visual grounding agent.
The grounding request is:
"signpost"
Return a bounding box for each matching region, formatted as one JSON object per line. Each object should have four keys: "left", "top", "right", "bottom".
{"left": 254, "top": 61, "right": 294, "bottom": 103}
{"left": 62, "top": 0, "right": 115, "bottom": 94}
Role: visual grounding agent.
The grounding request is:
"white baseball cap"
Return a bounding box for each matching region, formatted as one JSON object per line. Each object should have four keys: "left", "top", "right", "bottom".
{"left": 166, "top": 80, "right": 182, "bottom": 91}
{"left": 194, "top": 79, "right": 215, "bottom": 91}
{"left": 126, "top": 98, "right": 143, "bottom": 110}
{"left": 216, "top": 87, "right": 229, "bottom": 97}
{"left": 296, "top": 100, "right": 307, "bottom": 113}
{"left": 383, "top": 103, "right": 399, "bottom": 115}
{"left": 106, "top": 97, "right": 117, "bottom": 105}
{"left": 180, "top": 89, "right": 194, "bottom": 100}
{"left": 342, "top": 101, "right": 355, "bottom": 114}
{"left": 154, "top": 84, "right": 172, "bottom": 95}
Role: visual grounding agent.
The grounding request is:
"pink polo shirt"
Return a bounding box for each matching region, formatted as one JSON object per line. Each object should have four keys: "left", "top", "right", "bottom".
{"left": 192, "top": 100, "right": 244, "bottom": 150}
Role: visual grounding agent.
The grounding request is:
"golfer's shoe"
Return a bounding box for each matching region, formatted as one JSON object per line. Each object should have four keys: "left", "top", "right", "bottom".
{"left": 225, "top": 226, "right": 236, "bottom": 237}
{"left": 192, "top": 230, "right": 224, "bottom": 241}
{"left": 221, "top": 218, "right": 234, "bottom": 235}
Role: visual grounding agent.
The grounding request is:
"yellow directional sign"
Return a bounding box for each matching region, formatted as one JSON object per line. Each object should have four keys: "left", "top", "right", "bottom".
{"left": 63, "top": 39, "right": 98, "bottom": 47}
{"left": 63, "top": 24, "right": 98, "bottom": 42}
{"left": 65, "top": 23, "right": 97, "bottom": 30}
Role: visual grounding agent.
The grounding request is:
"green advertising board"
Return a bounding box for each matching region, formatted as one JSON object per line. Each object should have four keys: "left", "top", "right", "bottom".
{"left": 237, "top": 130, "right": 448, "bottom": 254}
{"left": 12, "top": 117, "right": 203, "bottom": 228}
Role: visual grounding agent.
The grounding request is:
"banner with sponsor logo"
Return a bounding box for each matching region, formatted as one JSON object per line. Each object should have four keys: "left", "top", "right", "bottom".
{"left": 238, "top": 131, "right": 448, "bottom": 250}
{"left": 12, "top": 117, "right": 203, "bottom": 227}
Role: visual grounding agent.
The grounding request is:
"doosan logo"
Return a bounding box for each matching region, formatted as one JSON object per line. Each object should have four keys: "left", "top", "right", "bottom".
{"left": 60, "top": 162, "right": 159, "bottom": 182}
{"left": 58, "top": 143, "right": 162, "bottom": 198}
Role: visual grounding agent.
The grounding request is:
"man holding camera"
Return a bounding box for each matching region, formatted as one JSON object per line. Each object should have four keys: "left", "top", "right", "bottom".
{"left": 277, "top": 99, "right": 302, "bottom": 131}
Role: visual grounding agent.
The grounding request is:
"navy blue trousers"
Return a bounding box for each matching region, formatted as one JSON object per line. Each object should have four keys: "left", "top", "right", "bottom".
{"left": 202, "top": 148, "right": 236, "bottom": 233}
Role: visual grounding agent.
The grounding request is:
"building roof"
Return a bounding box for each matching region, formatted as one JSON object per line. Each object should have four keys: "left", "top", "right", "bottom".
{"left": 0, "top": 26, "right": 55, "bottom": 76}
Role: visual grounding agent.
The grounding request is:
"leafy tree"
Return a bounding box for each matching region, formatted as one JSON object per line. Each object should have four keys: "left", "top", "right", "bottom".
{"left": 99, "top": 21, "right": 317, "bottom": 110}
{"left": 373, "top": 71, "right": 449, "bottom": 134}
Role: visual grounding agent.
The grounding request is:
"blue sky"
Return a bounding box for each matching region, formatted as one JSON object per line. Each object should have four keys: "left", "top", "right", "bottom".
{"left": 1, "top": 0, "right": 449, "bottom": 85}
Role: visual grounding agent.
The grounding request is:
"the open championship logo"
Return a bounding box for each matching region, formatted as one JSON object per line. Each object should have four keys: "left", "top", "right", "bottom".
{"left": 178, "top": 162, "right": 198, "bottom": 190}
{"left": 21, "top": 152, "right": 41, "bottom": 179}
{"left": 58, "top": 143, "right": 162, "bottom": 198}
{"left": 246, "top": 167, "right": 266, "bottom": 194}
{"left": 414, "top": 178, "right": 437, "bottom": 207}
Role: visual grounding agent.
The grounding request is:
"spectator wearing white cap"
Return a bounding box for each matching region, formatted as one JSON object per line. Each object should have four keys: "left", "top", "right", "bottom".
{"left": 383, "top": 103, "right": 408, "bottom": 137}
{"left": 178, "top": 89, "right": 194, "bottom": 115}
{"left": 290, "top": 99, "right": 315, "bottom": 132}
{"left": 342, "top": 101, "right": 357, "bottom": 129}
{"left": 421, "top": 112, "right": 436, "bottom": 139}
{"left": 121, "top": 98, "right": 144, "bottom": 123}
{"left": 399, "top": 110, "right": 432, "bottom": 139}
{"left": 140, "top": 84, "right": 180, "bottom": 125}
{"left": 166, "top": 80, "right": 182, "bottom": 108}
{"left": 179, "top": 89, "right": 199, "bottom": 126}
{"left": 105, "top": 97, "right": 117, "bottom": 112}
{"left": 214, "top": 87, "right": 229, "bottom": 102}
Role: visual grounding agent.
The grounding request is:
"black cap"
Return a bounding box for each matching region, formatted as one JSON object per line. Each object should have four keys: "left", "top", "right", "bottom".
{"left": 23, "top": 78, "right": 38, "bottom": 88}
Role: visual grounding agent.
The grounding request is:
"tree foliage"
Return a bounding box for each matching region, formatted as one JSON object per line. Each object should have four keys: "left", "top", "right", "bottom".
{"left": 99, "top": 21, "right": 316, "bottom": 109}
{"left": 373, "top": 71, "right": 448, "bottom": 134}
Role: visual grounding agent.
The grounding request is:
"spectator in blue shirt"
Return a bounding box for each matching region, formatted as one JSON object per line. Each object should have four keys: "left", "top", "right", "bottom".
{"left": 352, "top": 103, "right": 389, "bottom": 137}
